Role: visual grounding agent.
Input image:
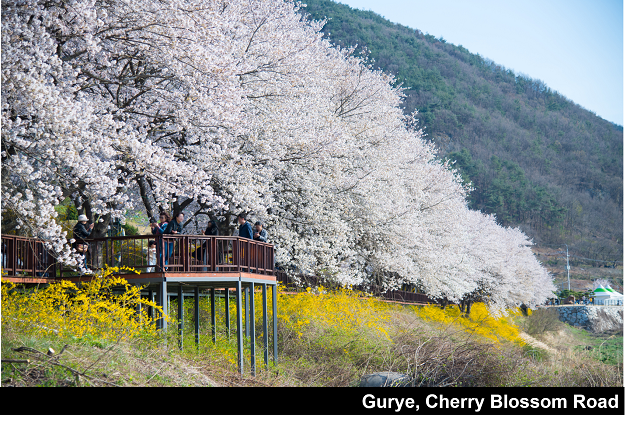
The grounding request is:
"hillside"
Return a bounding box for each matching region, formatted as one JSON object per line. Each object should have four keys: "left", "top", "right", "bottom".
{"left": 301, "top": 0, "right": 623, "bottom": 264}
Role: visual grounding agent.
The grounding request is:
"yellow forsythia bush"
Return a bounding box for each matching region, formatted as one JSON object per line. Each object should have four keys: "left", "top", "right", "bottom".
{"left": 247, "top": 286, "right": 523, "bottom": 347}
{"left": 274, "top": 287, "right": 393, "bottom": 341}
{"left": 414, "top": 303, "right": 525, "bottom": 345}
{"left": 2, "top": 266, "right": 163, "bottom": 342}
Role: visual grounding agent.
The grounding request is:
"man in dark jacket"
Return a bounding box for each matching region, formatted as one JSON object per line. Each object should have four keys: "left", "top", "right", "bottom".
{"left": 165, "top": 212, "right": 184, "bottom": 234}
{"left": 253, "top": 221, "right": 268, "bottom": 242}
{"left": 205, "top": 219, "right": 219, "bottom": 236}
{"left": 195, "top": 219, "right": 219, "bottom": 262}
{"left": 237, "top": 213, "right": 253, "bottom": 239}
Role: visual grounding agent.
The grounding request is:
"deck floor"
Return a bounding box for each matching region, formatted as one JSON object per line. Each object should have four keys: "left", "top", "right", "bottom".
{"left": 4, "top": 271, "right": 276, "bottom": 286}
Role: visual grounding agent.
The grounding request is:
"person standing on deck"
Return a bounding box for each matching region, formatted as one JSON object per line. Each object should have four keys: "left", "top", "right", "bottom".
{"left": 165, "top": 212, "right": 184, "bottom": 235}
{"left": 253, "top": 221, "right": 268, "bottom": 242}
{"left": 146, "top": 240, "right": 157, "bottom": 272}
{"left": 195, "top": 218, "right": 219, "bottom": 264}
{"left": 150, "top": 212, "right": 170, "bottom": 236}
{"left": 205, "top": 218, "right": 219, "bottom": 236}
{"left": 162, "top": 212, "right": 184, "bottom": 269}
{"left": 151, "top": 212, "right": 170, "bottom": 271}
{"left": 237, "top": 213, "right": 253, "bottom": 239}
{"left": 73, "top": 214, "right": 93, "bottom": 271}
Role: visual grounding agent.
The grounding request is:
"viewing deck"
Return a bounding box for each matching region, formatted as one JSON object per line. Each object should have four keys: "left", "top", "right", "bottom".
{"left": 1, "top": 234, "right": 274, "bottom": 280}
{"left": 1, "top": 234, "right": 278, "bottom": 376}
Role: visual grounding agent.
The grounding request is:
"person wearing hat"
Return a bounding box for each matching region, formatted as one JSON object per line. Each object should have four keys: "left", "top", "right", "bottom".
{"left": 253, "top": 221, "right": 267, "bottom": 243}
{"left": 73, "top": 215, "right": 94, "bottom": 247}
{"left": 73, "top": 214, "right": 94, "bottom": 268}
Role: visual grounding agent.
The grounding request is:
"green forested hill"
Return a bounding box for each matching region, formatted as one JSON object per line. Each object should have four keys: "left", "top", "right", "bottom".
{"left": 302, "top": 0, "right": 623, "bottom": 263}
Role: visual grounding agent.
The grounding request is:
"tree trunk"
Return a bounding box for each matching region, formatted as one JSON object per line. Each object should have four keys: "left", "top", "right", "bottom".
{"left": 136, "top": 175, "right": 157, "bottom": 220}
{"left": 83, "top": 198, "right": 111, "bottom": 239}
{"left": 520, "top": 303, "right": 529, "bottom": 317}
{"left": 218, "top": 212, "right": 235, "bottom": 237}
{"left": 83, "top": 199, "right": 111, "bottom": 269}
{"left": 440, "top": 297, "right": 447, "bottom": 309}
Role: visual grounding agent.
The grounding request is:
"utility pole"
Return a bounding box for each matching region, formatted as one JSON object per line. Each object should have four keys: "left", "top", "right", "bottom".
{"left": 565, "top": 245, "right": 570, "bottom": 292}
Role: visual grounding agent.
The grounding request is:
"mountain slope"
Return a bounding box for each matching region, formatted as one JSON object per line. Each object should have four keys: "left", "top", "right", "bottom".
{"left": 302, "top": 0, "right": 623, "bottom": 263}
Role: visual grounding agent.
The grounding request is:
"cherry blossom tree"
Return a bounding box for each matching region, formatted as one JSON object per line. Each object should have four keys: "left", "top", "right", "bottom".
{"left": 1, "top": 0, "right": 555, "bottom": 313}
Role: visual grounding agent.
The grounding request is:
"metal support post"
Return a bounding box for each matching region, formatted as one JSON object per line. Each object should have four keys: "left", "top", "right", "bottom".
{"left": 160, "top": 279, "right": 168, "bottom": 331}
{"left": 272, "top": 284, "right": 277, "bottom": 364}
{"left": 262, "top": 284, "right": 269, "bottom": 367}
{"left": 236, "top": 278, "right": 244, "bottom": 375}
{"left": 135, "top": 285, "right": 142, "bottom": 317}
{"left": 225, "top": 287, "right": 230, "bottom": 338}
{"left": 178, "top": 284, "right": 184, "bottom": 350}
{"left": 194, "top": 286, "right": 200, "bottom": 348}
{"left": 249, "top": 281, "right": 256, "bottom": 376}
{"left": 147, "top": 289, "right": 154, "bottom": 320}
{"left": 211, "top": 288, "right": 216, "bottom": 344}
{"left": 245, "top": 284, "right": 250, "bottom": 338}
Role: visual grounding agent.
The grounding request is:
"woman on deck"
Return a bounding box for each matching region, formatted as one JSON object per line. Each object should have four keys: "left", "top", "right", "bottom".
{"left": 161, "top": 212, "right": 184, "bottom": 270}
{"left": 151, "top": 212, "right": 170, "bottom": 270}
{"left": 73, "top": 214, "right": 93, "bottom": 271}
{"left": 195, "top": 218, "right": 219, "bottom": 268}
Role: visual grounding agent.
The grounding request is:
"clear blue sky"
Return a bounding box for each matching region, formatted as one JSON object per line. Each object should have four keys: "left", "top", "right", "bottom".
{"left": 334, "top": 0, "right": 623, "bottom": 126}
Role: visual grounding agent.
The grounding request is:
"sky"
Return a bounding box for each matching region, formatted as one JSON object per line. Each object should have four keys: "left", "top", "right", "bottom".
{"left": 334, "top": 0, "right": 623, "bottom": 126}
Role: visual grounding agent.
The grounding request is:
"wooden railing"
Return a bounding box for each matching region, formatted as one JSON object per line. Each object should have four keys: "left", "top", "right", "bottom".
{"left": 1, "top": 235, "right": 58, "bottom": 278}
{"left": 382, "top": 289, "right": 434, "bottom": 304}
{"left": 1, "top": 234, "right": 275, "bottom": 279}
{"left": 3, "top": 235, "right": 436, "bottom": 305}
{"left": 62, "top": 235, "right": 275, "bottom": 277}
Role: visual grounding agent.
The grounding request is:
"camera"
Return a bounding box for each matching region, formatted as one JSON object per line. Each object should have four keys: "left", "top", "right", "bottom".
{"left": 149, "top": 217, "right": 157, "bottom": 224}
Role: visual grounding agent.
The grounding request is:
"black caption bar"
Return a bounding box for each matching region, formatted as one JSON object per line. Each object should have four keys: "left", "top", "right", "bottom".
{"left": 352, "top": 387, "right": 624, "bottom": 415}
{"left": 1, "top": 387, "right": 624, "bottom": 415}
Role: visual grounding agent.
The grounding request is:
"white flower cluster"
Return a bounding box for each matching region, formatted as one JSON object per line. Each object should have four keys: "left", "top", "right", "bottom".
{"left": 1, "top": 0, "right": 555, "bottom": 313}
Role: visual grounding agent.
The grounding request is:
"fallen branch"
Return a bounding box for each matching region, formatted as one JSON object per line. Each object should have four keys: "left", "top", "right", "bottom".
{"left": 2, "top": 359, "right": 30, "bottom": 364}
{"left": 12, "top": 346, "right": 119, "bottom": 387}
{"left": 145, "top": 362, "right": 168, "bottom": 385}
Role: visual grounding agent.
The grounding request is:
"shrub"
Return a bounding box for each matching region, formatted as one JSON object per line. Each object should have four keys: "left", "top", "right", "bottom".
{"left": 413, "top": 303, "right": 525, "bottom": 345}
{"left": 521, "top": 307, "right": 563, "bottom": 335}
{"left": 122, "top": 223, "right": 139, "bottom": 236}
{"left": 1, "top": 266, "right": 163, "bottom": 342}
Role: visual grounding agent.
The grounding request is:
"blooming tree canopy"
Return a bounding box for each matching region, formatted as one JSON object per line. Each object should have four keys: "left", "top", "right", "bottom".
{"left": 1, "top": 0, "right": 555, "bottom": 313}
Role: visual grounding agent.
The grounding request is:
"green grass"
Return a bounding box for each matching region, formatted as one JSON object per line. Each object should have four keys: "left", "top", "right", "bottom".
{"left": 563, "top": 325, "right": 623, "bottom": 366}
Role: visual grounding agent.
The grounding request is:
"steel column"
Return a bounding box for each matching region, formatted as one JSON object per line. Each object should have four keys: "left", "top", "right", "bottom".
{"left": 136, "top": 288, "right": 142, "bottom": 317}
{"left": 249, "top": 281, "right": 256, "bottom": 376}
{"left": 147, "top": 289, "right": 154, "bottom": 320}
{"left": 178, "top": 284, "right": 184, "bottom": 350}
{"left": 159, "top": 279, "right": 168, "bottom": 331}
{"left": 272, "top": 284, "right": 277, "bottom": 364}
{"left": 262, "top": 284, "right": 269, "bottom": 367}
{"left": 211, "top": 288, "right": 216, "bottom": 344}
{"left": 225, "top": 287, "right": 230, "bottom": 338}
{"left": 244, "top": 284, "right": 250, "bottom": 338}
{"left": 194, "top": 286, "right": 200, "bottom": 348}
{"left": 236, "top": 277, "right": 244, "bottom": 375}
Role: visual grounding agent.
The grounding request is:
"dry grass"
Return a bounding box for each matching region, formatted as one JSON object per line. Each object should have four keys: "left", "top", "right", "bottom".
{"left": 2, "top": 289, "right": 623, "bottom": 387}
